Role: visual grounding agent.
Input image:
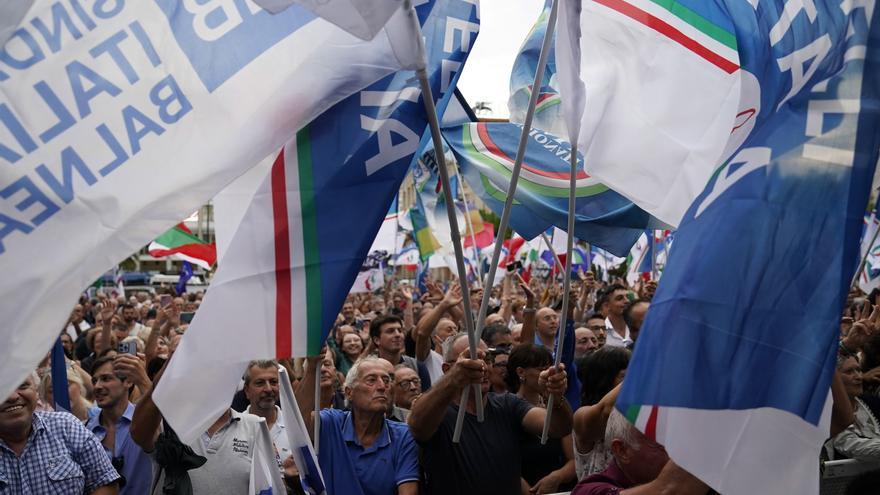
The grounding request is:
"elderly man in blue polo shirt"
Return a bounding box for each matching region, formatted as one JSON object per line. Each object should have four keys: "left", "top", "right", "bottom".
{"left": 297, "top": 354, "right": 419, "bottom": 495}
{"left": 86, "top": 355, "right": 153, "bottom": 495}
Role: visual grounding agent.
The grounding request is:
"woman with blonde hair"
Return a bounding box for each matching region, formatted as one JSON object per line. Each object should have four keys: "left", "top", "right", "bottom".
{"left": 39, "top": 368, "right": 94, "bottom": 422}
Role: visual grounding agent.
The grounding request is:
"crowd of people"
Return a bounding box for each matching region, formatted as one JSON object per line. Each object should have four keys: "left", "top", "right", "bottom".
{"left": 2, "top": 270, "right": 880, "bottom": 494}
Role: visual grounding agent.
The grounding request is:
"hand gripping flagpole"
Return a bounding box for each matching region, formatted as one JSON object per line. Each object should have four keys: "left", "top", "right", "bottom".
{"left": 541, "top": 142, "right": 576, "bottom": 444}
{"left": 397, "top": 0, "right": 483, "bottom": 439}
{"left": 455, "top": 0, "right": 560, "bottom": 442}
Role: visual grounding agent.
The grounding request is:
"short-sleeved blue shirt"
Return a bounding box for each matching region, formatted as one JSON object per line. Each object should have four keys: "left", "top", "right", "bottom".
{"left": 318, "top": 409, "right": 419, "bottom": 495}
{"left": 86, "top": 402, "right": 152, "bottom": 495}
{"left": 0, "top": 411, "right": 120, "bottom": 494}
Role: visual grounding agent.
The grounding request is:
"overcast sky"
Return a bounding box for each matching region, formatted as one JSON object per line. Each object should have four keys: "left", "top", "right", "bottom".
{"left": 456, "top": 0, "right": 545, "bottom": 119}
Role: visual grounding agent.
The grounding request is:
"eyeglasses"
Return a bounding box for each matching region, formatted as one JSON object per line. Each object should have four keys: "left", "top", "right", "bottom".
{"left": 586, "top": 325, "right": 605, "bottom": 331}
{"left": 396, "top": 378, "right": 421, "bottom": 389}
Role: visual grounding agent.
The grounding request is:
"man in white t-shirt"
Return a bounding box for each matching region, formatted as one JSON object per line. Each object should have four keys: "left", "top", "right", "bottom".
{"left": 131, "top": 369, "right": 263, "bottom": 495}
{"left": 599, "top": 285, "right": 632, "bottom": 348}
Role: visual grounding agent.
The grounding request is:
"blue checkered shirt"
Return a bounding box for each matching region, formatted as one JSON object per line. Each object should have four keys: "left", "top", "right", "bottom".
{"left": 0, "top": 411, "right": 120, "bottom": 494}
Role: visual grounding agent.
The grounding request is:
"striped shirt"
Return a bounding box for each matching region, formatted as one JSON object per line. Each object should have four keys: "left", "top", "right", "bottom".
{"left": 0, "top": 411, "right": 119, "bottom": 494}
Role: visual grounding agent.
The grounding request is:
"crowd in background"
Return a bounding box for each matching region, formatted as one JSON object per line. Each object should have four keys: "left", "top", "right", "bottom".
{"left": 3, "top": 269, "right": 880, "bottom": 494}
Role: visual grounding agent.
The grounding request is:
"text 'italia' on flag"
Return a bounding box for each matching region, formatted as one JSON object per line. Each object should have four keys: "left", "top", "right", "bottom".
{"left": 152, "top": 0, "right": 480, "bottom": 444}
{"left": 616, "top": 3, "right": 880, "bottom": 495}
{"left": 0, "top": 0, "right": 414, "bottom": 400}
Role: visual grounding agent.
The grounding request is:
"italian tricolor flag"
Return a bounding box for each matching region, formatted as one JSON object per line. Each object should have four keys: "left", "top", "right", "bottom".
{"left": 148, "top": 224, "right": 217, "bottom": 270}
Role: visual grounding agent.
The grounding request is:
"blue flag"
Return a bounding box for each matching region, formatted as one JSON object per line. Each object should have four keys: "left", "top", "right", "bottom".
{"left": 50, "top": 338, "right": 70, "bottom": 412}
{"left": 617, "top": 2, "right": 880, "bottom": 494}
{"left": 176, "top": 261, "right": 193, "bottom": 295}
{"left": 508, "top": 0, "right": 566, "bottom": 137}
{"left": 445, "top": 122, "right": 649, "bottom": 255}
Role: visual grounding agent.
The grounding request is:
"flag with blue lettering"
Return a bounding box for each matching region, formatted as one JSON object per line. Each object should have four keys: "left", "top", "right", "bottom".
{"left": 444, "top": 122, "right": 650, "bottom": 256}
{"left": 249, "top": 419, "right": 287, "bottom": 495}
{"left": 617, "top": 3, "right": 880, "bottom": 495}
{"left": 0, "top": 0, "right": 413, "bottom": 400}
{"left": 153, "top": 0, "right": 479, "bottom": 444}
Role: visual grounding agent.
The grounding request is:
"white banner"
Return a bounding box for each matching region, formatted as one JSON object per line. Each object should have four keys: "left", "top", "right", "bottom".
{"left": 0, "top": 0, "right": 404, "bottom": 398}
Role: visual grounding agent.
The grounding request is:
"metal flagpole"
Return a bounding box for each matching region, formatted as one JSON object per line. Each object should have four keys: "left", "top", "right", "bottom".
{"left": 418, "top": 66, "right": 483, "bottom": 436}
{"left": 541, "top": 143, "right": 577, "bottom": 444}
{"left": 314, "top": 363, "right": 321, "bottom": 456}
{"left": 650, "top": 230, "right": 658, "bottom": 280}
{"left": 454, "top": 165, "right": 485, "bottom": 288}
{"left": 852, "top": 217, "right": 880, "bottom": 289}
{"left": 403, "top": 0, "right": 482, "bottom": 438}
{"left": 454, "top": 0, "right": 559, "bottom": 441}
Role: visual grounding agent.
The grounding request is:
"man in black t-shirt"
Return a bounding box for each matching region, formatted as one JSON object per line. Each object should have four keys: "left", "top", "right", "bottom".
{"left": 408, "top": 333, "right": 572, "bottom": 494}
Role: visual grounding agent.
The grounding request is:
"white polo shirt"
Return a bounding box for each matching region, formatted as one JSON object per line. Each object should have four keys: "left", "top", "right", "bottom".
{"left": 603, "top": 317, "right": 632, "bottom": 347}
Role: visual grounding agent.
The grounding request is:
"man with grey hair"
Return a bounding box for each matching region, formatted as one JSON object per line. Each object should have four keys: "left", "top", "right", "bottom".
{"left": 297, "top": 352, "right": 419, "bottom": 495}
{"left": 243, "top": 360, "right": 291, "bottom": 464}
{"left": 571, "top": 409, "right": 709, "bottom": 494}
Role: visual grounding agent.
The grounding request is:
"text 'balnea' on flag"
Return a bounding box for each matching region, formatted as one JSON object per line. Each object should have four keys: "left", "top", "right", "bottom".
{"left": 153, "top": 0, "right": 480, "bottom": 444}
{"left": 617, "top": 2, "right": 880, "bottom": 495}
{"left": 0, "top": 0, "right": 412, "bottom": 399}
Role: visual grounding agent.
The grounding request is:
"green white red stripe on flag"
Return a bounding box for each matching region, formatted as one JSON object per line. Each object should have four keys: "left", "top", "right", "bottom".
{"left": 148, "top": 224, "right": 217, "bottom": 270}
{"left": 271, "top": 130, "right": 324, "bottom": 359}
{"left": 463, "top": 123, "right": 607, "bottom": 198}
{"left": 592, "top": 0, "right": 739, "bottom": 74}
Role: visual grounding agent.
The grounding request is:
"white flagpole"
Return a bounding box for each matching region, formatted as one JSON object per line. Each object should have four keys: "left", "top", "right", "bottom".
{"left": 651, "top": 230, "right": 658, "bottom": 280}
{"left": 541, "top": 143, "right": 577, "bottom": 444}
{"left": 455, "top": 0, "right": 559, "bottom": 441}
{"left": 474, "top": 0, "right": 558, "bottom": 341}
{"left": 398, "top": 0, "right": 483, "bottom": 438}
{"left": 455, "top": 165, "right": 485, "bottom": 288}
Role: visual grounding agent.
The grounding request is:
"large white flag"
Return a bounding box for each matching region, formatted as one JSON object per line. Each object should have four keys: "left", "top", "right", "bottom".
{"left": 0, "top": 0, "right": 407, "bottom": 399}
{"left": 249, "top": 419, "right": 287, "bottom": 495}
{"left": 254, "top": 0, "right": 402, "bottom": 40}
{"left": 554, "top": 0, "right": 744, "bottom": 226}
{"left": 278, "top": 367, "right": 326, "bottom": 495}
